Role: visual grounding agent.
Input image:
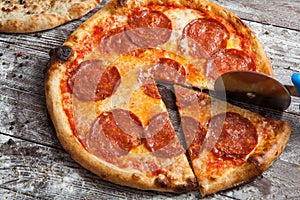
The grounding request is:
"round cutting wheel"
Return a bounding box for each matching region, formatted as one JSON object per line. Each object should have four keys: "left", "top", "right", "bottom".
{"left": 214, "top": 71, "right": 291, "bottom": 110}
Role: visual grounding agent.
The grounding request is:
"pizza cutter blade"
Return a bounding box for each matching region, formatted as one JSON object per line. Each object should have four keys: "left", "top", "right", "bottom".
{"left": 214, "top": 71, "right": 300, "bottom": 110}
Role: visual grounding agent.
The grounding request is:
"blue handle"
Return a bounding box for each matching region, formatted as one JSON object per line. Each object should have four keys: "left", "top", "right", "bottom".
{"left": 292, "top": 73, "right": 300, "bottom": 97}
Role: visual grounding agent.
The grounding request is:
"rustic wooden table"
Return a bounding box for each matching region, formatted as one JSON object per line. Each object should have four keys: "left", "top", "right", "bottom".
{"left": 1, "top": 0, "right": 299, "bottom": 199}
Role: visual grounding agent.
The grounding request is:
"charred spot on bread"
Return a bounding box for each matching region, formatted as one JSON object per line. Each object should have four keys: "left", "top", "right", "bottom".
{"left": 118, "top": 0, "right": 127, "bottom": 6}
{"left": 174, "top": 177, "right": 198, "bottom": 192}
{"left": 187, "top": 177, "right": 198, "bottom": 189}
{"left": 49, "top": 46, "right": 73, "bottom": 62}
{"left": 154, "top": 175, "right": 168, "bottom": 188}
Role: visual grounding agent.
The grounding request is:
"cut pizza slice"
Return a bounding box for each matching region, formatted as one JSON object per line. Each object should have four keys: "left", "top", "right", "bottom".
{"left": 174, "top": 85, "right": 291, "bottom": 196}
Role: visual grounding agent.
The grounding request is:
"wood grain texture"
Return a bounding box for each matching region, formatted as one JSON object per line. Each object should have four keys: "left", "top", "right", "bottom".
{"left": 0, "top": 0, "right": 300, "bottom": 199}
{"left": 211, "top": 0, "right": 300, "bottom": 31}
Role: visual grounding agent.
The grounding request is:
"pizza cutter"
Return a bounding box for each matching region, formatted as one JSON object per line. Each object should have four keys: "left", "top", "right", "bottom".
{"left": 214, "top": 71, "right": 300, "bottom": 110}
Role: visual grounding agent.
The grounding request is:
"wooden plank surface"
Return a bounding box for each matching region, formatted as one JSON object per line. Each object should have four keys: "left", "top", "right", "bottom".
{"left": 213, "top": 0, "right": 300, "bottom": 31}
{"left": 0, "top": 0, "right": 300, "bottom": 199}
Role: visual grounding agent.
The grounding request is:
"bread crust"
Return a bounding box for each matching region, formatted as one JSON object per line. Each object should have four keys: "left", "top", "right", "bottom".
{"left": 199, "top": 160, "right": 261, "bottom": 196}
{"left": 0, "top": 0, "right": 101, "bottom": 33}
{"left": 248, "top": 121, "right": 291, "bottom": 172}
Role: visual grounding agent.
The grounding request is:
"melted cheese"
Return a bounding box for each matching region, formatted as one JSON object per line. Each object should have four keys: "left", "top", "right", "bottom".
{"left": 163, "top": 8, "right": 203, "bottom": 31}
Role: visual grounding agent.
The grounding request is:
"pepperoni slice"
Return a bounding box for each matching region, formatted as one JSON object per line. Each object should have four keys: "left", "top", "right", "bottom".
{"left": 208, "top": 49, "right": 256, "bottom": 79}
{"left": 153, "top": 58, "right": 186, "bottom": 84}
{"left": 209, "top": 112, "right": 258, "bottom": 159}
{"left": 126, "top": 10, "right": 172, "bottom": 48}
{"left": 145, "top": 112, "right": 183, "bottom": 158}
{"left": 99, "top": 27, "right": 138, "bottom": 55}
{"left": 138, "top": 69, "right": 161, "bottom": 99}
{"left": 183, "top": 18, "right": 229, "bottom": 57}
{"left": 181, "top": 116, "right": 207, "bottom": 160}
{"left": 68, "top": 60, "right": 121, "bottom": 101}
{"left": 86, "top": 109, "right": 143, "bottom": 160}
{"left": 138, "top": 58, "right": 187, "bottom": 99}
{"left": 68, "top": 60, "right": 104, "bottom": 101}
{"left": 95, "top": 66, "right": 121, "bottom": 101}
{"left": 174, "top": 85, "right": 207, "bottom": 108}
{"left": 141, "top": 82, "right": 161, "bottom": 99}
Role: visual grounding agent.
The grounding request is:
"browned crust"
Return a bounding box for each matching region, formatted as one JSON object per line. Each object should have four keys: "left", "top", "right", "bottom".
{"left": 199, "top": 161, "right": 261, "bottom": 196}
{"left": 201, "top": 121, "right": 291, "bottom": 196}
{"left": 248, "top": 121, "right": 291, "bottom": 172}
{"left": 0, "top": 0, "right": 101, "bottom": 33}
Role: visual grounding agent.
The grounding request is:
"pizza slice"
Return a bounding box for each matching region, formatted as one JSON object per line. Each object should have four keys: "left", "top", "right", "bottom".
{"left": 174, "top": 85, "right": 291, "bottom": 196}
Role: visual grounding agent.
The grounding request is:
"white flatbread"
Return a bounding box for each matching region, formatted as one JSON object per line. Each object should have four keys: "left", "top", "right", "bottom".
{"left": 0, "top": 0, "right": 102, "bottom": 33}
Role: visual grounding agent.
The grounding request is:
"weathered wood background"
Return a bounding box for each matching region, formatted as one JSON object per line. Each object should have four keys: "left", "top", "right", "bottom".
{"left": 0, "top": 0, "right": 299, "bottom": 199}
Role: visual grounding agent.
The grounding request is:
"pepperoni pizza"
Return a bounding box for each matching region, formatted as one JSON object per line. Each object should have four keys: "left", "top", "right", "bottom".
{"left": 45, "top": 0, "right": 291, "bottom": 196}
